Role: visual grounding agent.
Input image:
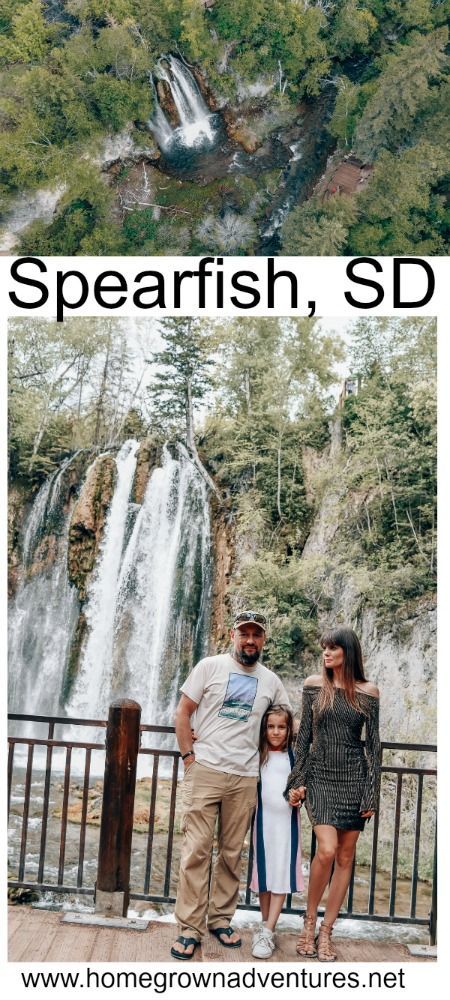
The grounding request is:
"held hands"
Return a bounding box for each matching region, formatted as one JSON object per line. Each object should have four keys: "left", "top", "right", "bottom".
{"left": 288, "top": 786, "right": 306, "bottom": 807}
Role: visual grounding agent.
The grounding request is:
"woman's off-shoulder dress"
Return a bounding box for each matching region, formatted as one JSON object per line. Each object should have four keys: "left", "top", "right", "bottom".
{"left": 285, "top": 686, "right": 381, "bottom": 831}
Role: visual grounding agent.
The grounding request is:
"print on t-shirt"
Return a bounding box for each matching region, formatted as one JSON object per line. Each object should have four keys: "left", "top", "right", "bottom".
{"left": 219, "top": 673, "right": 258, "bottom": 721}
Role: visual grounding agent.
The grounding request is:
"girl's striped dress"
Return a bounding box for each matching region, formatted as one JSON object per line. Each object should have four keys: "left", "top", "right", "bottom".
{"left": 250, "top": 748, "right": 304, "bottom": 894}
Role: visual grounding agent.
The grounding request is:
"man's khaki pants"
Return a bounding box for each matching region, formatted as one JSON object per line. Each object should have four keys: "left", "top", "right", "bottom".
{"left": 175, "top": 761, "right": 257, "bottom": 941}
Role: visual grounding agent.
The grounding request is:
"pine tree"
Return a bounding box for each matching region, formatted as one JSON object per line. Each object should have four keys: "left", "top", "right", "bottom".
{"left": 147, "top": 319, "right": 222, "bottom": 500}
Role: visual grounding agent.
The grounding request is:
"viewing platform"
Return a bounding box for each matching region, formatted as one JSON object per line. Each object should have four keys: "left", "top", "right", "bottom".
{"left": 8, "top": 906, "right": 434, "bottom": 964}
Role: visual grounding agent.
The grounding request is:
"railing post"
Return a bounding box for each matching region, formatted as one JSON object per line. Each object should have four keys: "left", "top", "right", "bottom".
{"left": 95, "top": 699, "right": 141, "bottom": 918}
{"left": 429, "top": 823, "right": 437, "bottom": 946}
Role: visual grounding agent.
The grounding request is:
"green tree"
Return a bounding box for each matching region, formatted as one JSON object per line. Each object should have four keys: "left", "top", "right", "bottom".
{"left": 348, "top": 141, "right": 449, "bottom": 254}
{"left": 328, "top": 77, "right": 362, "bottom": 147}
{"left": 147, "top": 319, "right": 221, "bottom": 500}
{"left": 329, "top": 1, "right": 378, "bottom": 60}
{"left": 281, "top": 195, "right": 358, "bottom": 255}
{"left": 0, "top": 0, "right": 51, "bottom": 65}
{"left": 353, "top": 28, "right": 448, "bottom": 161}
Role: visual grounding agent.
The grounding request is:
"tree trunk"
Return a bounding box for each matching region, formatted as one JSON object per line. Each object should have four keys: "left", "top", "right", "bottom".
{"left": 28, "top": 397, "right": 51, "bottom": 472}
{"left": 276, "top": 440, "right": 282, "bottom": 520}
{"left": 94, "top": 337, "right": 111, "bottom": 447}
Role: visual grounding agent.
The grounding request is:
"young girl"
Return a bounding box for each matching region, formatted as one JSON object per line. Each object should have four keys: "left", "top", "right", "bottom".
{"left": 250, "top": 705, "right": 304, "bottom": 959}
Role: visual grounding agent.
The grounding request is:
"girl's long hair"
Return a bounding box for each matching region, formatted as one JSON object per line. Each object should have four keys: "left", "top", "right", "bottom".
{"left": 317, "top": 626, "right": 368, "bottom": 716}
{"left": 259, "top": 704, "right": 294, "bottom": 769}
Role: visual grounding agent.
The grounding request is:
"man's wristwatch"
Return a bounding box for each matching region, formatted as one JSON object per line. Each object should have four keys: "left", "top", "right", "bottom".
{"left": 181, "top": 750, "right": 195, "bottom": 761}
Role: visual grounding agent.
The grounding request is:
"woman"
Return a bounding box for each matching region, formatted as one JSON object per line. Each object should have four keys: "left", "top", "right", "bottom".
{"left": 285, "top": 627, "right": 380, "bottom": 961}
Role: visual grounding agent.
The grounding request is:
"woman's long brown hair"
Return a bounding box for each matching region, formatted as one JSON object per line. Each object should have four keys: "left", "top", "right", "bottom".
{"left": 317, "top": 626, "right": 369, "bottom": 716}
{"left": 259, "top": 705, "right": 294, "bottom": 768}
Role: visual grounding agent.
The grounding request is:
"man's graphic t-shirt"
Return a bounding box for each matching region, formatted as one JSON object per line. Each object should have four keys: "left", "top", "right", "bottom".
{"left": 180, "top": 653, "right": 291, "bottom": 776}
{"left": 219, "top": 672, "right": 258, "bottom": 721}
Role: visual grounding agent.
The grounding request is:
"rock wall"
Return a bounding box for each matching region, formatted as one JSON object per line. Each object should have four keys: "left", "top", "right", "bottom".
{"left": 209, "top": 501, "right": 235, "bottom": 650}
{"left": 8, "top": 484, "right": 26, "bottom": 597}
{"left": 292, "top": 427, "right": 437, "bottom": 744}
{"left": 68, "top": 454, "right": 117, "bottom": 601}
{"left": 132, "top": 438, "right": 162, "bottom": 504}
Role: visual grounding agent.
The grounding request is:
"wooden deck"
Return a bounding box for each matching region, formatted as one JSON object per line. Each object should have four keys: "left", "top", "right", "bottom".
{"left": 8, "top": 907, "right": 433, "bottom": 964}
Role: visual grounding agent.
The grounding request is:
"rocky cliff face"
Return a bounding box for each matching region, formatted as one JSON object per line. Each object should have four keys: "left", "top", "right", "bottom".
{"left": 68, "top": 454, "right": 117, "bottom": 601}
{"left": 293, "top": 424, "right": 437, "bottom": 744}
{"left": 132, "top": 438, "right": 162, "bottom": 505}
{"left": 156, "top": 79, "right": 181, "bottom": 127}
{"left": 209, "top": 501, "right": 235, "bottom": 649}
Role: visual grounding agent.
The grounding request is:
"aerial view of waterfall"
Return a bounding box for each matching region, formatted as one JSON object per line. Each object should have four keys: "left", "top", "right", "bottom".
{"left": 1, "top": 2, "right": 448, "bottom": 256}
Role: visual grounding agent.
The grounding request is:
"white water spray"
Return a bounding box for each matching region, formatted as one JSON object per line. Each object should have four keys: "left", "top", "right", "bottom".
{"left": 8, "top": 459, "right": 81, "bottom": 719}
{"left": 66, "top": 440, "right": 139, "bottom": 719}
{"left": 150, "top": 55, "right": 216, "bottom": 151}
{"left": 112, "top": 445, "right": 211, "bottom": 725}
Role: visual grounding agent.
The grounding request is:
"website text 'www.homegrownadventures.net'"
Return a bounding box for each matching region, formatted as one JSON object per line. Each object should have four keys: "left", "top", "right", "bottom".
{"left": 19, "top": 966, "right": 407, "bottom": 992}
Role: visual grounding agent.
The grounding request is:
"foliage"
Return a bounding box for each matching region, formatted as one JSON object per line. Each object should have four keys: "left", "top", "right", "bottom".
{"left": 146, "top": 319, "right": 215, "bottom": 442}
{"left": 8, "top": 318, "right": 151, "bottom": 484}
{"left": 353, "top": 28, "right": 448, "bottom": 162}
{"left": 335, "top": 318, "right": 436, "bottom": 614}
{"left": 0, "top": 0, "right": 448, "bottom": 252}
{"left": 348, "top": 141, "right": 449, "bottom": 254}
{"left": 281, "top": 194, "right": 358, "bottom": 255}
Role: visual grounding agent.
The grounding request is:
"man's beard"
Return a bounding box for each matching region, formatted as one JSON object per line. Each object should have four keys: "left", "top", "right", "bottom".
{"left": 234, "top": 649, "right": 260, "bottom": 665}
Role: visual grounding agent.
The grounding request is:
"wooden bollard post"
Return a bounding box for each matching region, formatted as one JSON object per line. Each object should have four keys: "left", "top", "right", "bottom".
{"left": 95, "top": 699, "right": 141, "bottom": 918}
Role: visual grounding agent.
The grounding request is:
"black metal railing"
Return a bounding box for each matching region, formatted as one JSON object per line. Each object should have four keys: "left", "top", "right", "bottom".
{"left": 8, "top": 713, "right": 436, "bottom": 942}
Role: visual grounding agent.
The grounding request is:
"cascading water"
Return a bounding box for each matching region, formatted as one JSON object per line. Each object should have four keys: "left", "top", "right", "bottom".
{"left": 9, "top": 440, "right": 212, "bottom": 741}
{"left": 112, "top": 445, "right": 211, "bottom": 727}
{"left": 150, "top": 55, "right": 217, "bottom": 152}
{"left": 66, "top": 443, "right": 211, "bottom": 728}
{"left": 8, "top": 456, "right": 81, "bottom": 719}
{"left": 66, "top": 440, "right": 140, "bottom": 720}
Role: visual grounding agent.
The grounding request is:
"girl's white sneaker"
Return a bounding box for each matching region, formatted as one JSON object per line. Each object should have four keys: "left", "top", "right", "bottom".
{"left": 252, "top": 926, "right": 275, "bottom": 959}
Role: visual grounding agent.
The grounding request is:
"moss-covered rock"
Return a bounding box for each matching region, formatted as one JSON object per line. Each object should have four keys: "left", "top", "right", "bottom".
{"left": 68, "top": 455, "right": 117, "bottom": 600}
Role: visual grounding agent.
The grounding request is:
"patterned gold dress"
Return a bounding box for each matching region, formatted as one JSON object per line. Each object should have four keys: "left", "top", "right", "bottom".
{"left": 285, "top": 686, "right": 381, "bottom": 831}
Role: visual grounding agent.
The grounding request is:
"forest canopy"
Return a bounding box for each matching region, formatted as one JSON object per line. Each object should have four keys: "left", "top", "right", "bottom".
{"left": 0, "top": 1, "right": 448, "bottom": 255}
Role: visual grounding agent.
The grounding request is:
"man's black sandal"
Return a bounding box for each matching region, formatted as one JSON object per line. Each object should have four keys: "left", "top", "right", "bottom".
{"left": 170, "top": 936, "right": 200, "bottom": 960}
{"left": 210, "top": 926, "right": 242, "bottom": 948}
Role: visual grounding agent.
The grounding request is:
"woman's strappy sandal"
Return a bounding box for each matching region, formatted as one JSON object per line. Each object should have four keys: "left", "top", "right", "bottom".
{"left": 316, "top": 921, "right": 337, "bottom": 962}
{"left": 296, "top": 913, "right": 317, "bottom": 957}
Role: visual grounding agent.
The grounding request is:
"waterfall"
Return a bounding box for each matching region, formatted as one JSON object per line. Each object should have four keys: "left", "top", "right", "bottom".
{"left": 66, "top": 440, "right": 140, "bottom": 720}
{"left": 22, "top": 453, "right": 79, "bottom": 567}
{"left": 67, "top": 443, "right": 211, "bottom": 726}
{"left": 9, "top": 441, "right": 212, "bottom": 734}
{"left": 112, "top": 445, "right": 211, "bottom": 726}
{"left": 8, "top": 460, "right": 80, "bottom": 719}
{"left": 150, "top": 55, "right": 216, "bottom": 151}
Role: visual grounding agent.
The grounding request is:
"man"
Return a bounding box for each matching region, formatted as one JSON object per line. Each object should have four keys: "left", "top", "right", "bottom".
{"left": 171, "top": 610, "right": 291, "bottom": 960}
